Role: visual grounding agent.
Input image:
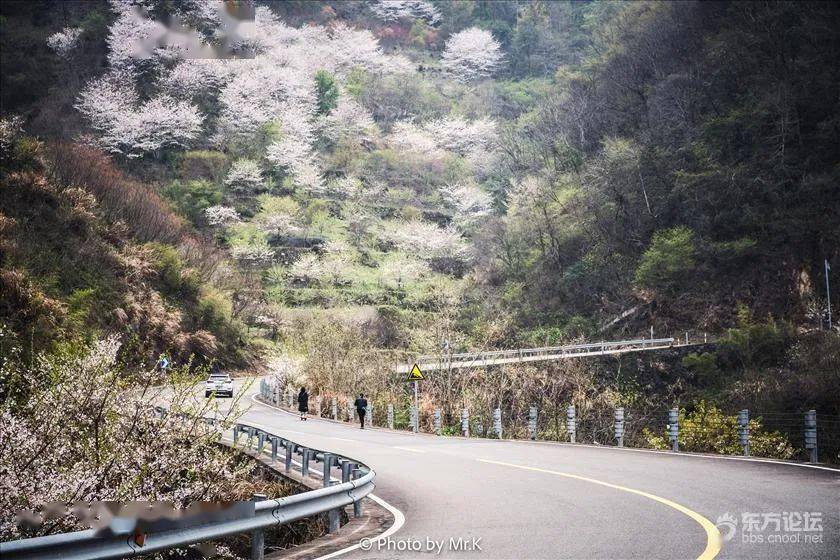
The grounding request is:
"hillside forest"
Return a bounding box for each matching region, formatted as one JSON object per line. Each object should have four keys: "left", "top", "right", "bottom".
{"left": 2, "top": 1, "right": 840, "bottom": 522}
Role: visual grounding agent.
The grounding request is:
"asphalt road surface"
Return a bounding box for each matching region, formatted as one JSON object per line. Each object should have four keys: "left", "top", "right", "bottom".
{"left": 203, "top": 379, "right": 839, "bottom": 560}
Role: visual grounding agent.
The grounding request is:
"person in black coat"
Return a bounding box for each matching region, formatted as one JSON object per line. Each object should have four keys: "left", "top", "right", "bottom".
{"left": 353, "top": 393, "right": 368, "bottom": 429}
{"left": 298, "top": 387, "right": 309, "bottom": 421}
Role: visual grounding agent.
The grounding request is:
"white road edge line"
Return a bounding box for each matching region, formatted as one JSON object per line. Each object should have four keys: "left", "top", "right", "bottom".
{"left": 239, "top": 416, "right": 406, "bottom": 560}
{"left": 392, "top": 446, "right": 426, "bottom": 453}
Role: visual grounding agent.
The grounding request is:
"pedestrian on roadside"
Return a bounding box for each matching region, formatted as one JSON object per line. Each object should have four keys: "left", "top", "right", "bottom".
{"left": 354, "top": 393, "right": 368, "bottom": 429}
{"left": 298, "top": 387, "right": 309, "bottom": 421}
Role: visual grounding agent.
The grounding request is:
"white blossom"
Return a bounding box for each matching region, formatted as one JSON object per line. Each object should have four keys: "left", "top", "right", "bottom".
{"left": 47, "top": 27, "right": 83, "bottom": 57}
{"left": 204, "top": 205, "right": 240, "bottom": 226}
{"left": 441, "top": 27, "right": 504, "bottom": 82}
{"left": 443, "top": 183, "right": 493, "bottom": 232}
{"left": 369, "top": 0, "right": 441, "bottom": 26}
{"left": 382, "top": 219, "right": 472, "bottom": 269}
{"left": 424, "top": 117, "right": 497, "bottom": 156}
{"left": 224, "top": 159, "right": 264, "bottom": 196}
{"left": 378, "top": 254, "right": 431, "bottom": 288}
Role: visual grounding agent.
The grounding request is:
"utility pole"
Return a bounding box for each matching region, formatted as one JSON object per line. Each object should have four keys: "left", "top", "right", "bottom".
{"left": 826, "top": 259, "right": 832, "bottom": 330}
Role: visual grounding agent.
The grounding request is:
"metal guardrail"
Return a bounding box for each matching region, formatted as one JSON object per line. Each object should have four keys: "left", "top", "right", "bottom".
{"left": 1, "top": 415, "right": 375, "bottom": 560}
{"left": 397, "top": 337, "right": 679, "bottom": 372}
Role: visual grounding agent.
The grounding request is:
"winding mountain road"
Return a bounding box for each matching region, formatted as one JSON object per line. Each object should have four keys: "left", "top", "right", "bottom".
{"left": 214, "top": 380, "right": 839, "bottom": 560}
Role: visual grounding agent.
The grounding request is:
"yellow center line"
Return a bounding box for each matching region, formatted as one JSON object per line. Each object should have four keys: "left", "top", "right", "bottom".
{"left": 477, "top": 458, "right": 721, "bottom": 560}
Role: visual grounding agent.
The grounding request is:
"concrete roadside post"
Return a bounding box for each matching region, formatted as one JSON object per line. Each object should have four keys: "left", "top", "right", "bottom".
{"left": 805, "top": 410, "right": 818, "bottom": 463}
{"left": 566, "top": 405, "right": 576, "bottom": 443}
{"left": 434, "top": 409, "right": 442, "bottom": 435}
{"left": 737, "top": 409, "right": 750, "bottom": 456}
{"left": 410, "top": 405, "right": 418, "bottom": 433}
{"left": 315, "top": 395, "right": 322, "bottom": 418}
{"left": 668, "top": 408, "right": 680, "bottom": 452}
{"left": 287, "top": 387, "right": 293, "bottom": 408}
{"left": 461, "top": 408, "right": 470, "bottom": 437}
{"left": 251, "top": 493, "right": 266, "bottom": 560}
{"left": 493, "top": 408, "right": 502, "bottom": 439}
{"left": 367, "top": 405, "right": 373, "bottom": 427}
{"left": 614, "top": 407, "right": 625, "bottom": 447}
{"left": 387, "top": 403, "right": 394, "bottom": 429}
{"left": 331, "top": 397, "right": 338, "bottom": 421}
{"left": 528, "top": 406, "right": 537, "bottom": 441}
{"left": 347, "top": 400, "right": 355, "bottom": 424}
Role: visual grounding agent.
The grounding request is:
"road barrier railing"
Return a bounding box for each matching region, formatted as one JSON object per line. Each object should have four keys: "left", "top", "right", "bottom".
{"left": 398, "top": 337, "right": 680, "bottom": 371}
{"left": 1, "top": 416, "right": 375, "bottom": 560}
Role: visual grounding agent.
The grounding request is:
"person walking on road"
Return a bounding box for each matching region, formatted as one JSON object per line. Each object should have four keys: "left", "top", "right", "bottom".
{"left": 298, "top": 387, "right": 309, "bottom": 421}
{"left": 354, "top": 393, "right": 368, "bottom": 429}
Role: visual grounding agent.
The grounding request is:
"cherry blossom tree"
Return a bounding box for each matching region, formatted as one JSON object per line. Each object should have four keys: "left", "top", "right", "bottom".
{"left": 443, "top": 183, "right": 493, "bottom": 232}
{"left": 224, "top": 159, "right": 265, "bottom": 197}
{"left": 424, "top": 117, "right": 498, "bottom": 156}
{"left": 369, "top": 0, "right": 441, "bottom": 26}
{"left": 382, "top": 219, "right": 471, "bottom": 273}
{"left": 441, "top": 27, "right": 504, "bottom": 82}
{"left": 388, "top": 121, "right": 446, "bottom": 160}
{"left": 47, "top": 27, "right": 83, "bottom": 58}
{"left": 204, "top": 205, "right": 240, "bottom": 226}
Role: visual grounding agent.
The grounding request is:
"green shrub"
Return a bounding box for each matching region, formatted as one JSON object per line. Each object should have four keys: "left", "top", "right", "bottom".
{"left": 315, "top": 69, "right": 339, "bottom": 115}
{"left": 160, "top": 179, "right": 223, "bottom": 225}
{"left": 643, "top": 401, "right": 796, "bottom": 459}
{"left": 682, "top": 352, "right": 721, "bottom": 384}
{"left": 634, "top": 226, "right": 696, "bottom": 291}
{"left": 177, "top": 150, "right": 228, "bottom": 182}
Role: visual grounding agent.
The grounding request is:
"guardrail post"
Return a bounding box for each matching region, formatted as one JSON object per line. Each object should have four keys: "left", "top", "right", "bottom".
{"left": 434, "top": 409, "right": 442, "bottom": 435}
{"left": 493, "top": 408, "right": 502, "bottom": 439}
{"left": 352, "top": 468, "right": 363, "bottom": 517}
{"left": 322, "top": 453, "right": 333, "bottom": 487}
{"left": 285, "top": 441, "right": 293, "bottom": 473}
{"left": 614, "top": 407, "right": 624, "bottom": 447}
{"left": 387, "top": 404, "right": 394, "bottom": 429}
{"left": 301, "top": 448, "right": 310, "bottom": 476}
{"left": 668, "top": 408, "right": 679, "bottom": 452}
{"left": 324, "top": 453, "right": 340, "bottom": 533}
{"left": 251, "top": 493, "right": 266, "bottom": 560}
{"left": 233, "top": 425, "right": 240, "bottom": 445}
{"left": 341, "top": 461, "right": 353, "bottom": 483}
{"left": 461, "top": 408, "right": 470, "bottom": 437}
{"left": 410, "top": 405, "right": 418, "bottom": 433}
{"left": 566, "top": 405, "right": 576, "bottom": 443}
{"left": 270, "top": 437, "right": 278, "bottom": 461}
{"left": 247, "top": 427, "right": 256, "bottom": 448}
{"left": 315, "top": 395, "right": 322, "bottom": 417}
{"left": 331, "top": 397, "right": 338, "bottom": 420}
{"left": 528, "top": 406, "right": 537, "bottom": 440}
{"left": 737, "top": 409, "right": 750, "bottom": 456}
{"left": 805, "top": 410, "right": 818, "bottom": 463}
{"left": 257, "top": 432, "right": 266, "bottom": 453}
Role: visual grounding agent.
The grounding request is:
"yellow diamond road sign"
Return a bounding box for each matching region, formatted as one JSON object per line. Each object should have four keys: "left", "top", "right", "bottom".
{"left": 407, "top": 363, "right": 424, "bottom": 381}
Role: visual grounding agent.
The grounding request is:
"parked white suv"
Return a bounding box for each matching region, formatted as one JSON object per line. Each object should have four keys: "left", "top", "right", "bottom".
{"left": 205, "top": 373, "right": 233, "bottom": 398}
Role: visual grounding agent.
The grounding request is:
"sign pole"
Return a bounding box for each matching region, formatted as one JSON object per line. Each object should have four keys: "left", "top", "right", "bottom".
{"left": 414, "top": 380, "right": 419, "bottom": 427}
{"left": 826, "top": 258, "right": 832, "bottom": 330}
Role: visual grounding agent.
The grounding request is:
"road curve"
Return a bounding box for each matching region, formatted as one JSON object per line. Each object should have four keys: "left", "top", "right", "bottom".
{"left": 218, "top": 381, "right": 839, "bottom": 560}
